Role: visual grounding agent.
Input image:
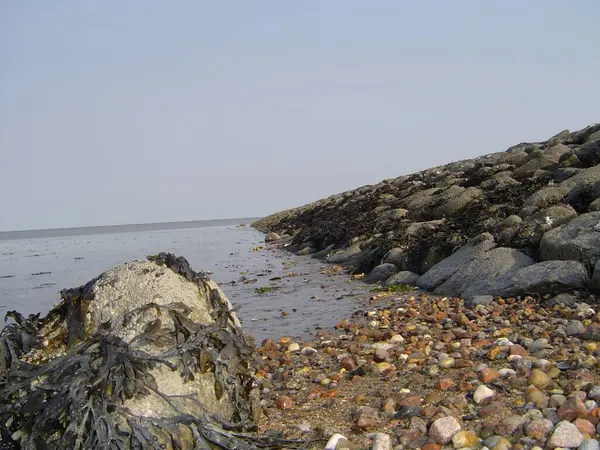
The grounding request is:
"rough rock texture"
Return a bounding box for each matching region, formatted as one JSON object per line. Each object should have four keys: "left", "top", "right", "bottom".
{"left": 254, "top": 123, "right": 600, "bottom": 298}
{"left": 0, "top": 254, "right": 300, "bottom": 450}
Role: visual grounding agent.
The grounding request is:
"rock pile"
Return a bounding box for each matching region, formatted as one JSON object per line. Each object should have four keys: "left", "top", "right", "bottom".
{"left": 253, "top": 124, "right": 600, "bottom": 300}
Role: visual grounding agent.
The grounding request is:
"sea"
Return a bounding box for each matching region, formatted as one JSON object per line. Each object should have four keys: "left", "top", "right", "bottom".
{"left": 0, "top": 219, "right": 368, "bottom": 343}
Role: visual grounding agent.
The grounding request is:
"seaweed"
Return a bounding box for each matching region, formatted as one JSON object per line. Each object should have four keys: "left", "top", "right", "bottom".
{"left": 0, "top": 254, "right": 311, "bottom": 450}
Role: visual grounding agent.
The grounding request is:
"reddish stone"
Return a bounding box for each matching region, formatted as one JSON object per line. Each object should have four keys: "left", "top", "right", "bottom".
{"left": 397, "top": 394, "right": 423, "bottom": 407}
{"left": 574, "top": 418, "right": 596, "bottom": 437}
{"left": 479, "top": 368, "right": 501, "bottom": 383}
{"left": 340, "top": 357, "right": 357, "bottom": 371}
{"left": 509, "top": 344, "right": 528, "bottom": 357}
{"left": 276, "top": 395, "right": 294, "bottom": 409}
{"left": 558, "top": 397, "right": 586, "bottom": 421}
{"left": 436, "top": 378, "right": 456, "bottom": 390}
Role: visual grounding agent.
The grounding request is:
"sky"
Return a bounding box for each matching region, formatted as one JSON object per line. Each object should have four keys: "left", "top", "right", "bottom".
{"left": 1, "top": 1, "right": 599, "bottom": 231}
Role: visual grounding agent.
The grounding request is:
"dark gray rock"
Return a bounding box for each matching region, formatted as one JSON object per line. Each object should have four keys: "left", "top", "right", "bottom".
{"left": 327, "top": 244, "right": 364, "bottom": 264}
{"left": 433, "top": 247, "right": 534, "bottom": 296}
{"left": 592, "top": 260, "right": 600, "bottom": 293}
{"left": 540, "top": 211, "right": 600, "bottom": 269}
{"left": 416, "top": 233, "right": 496, "bottom": 291}
{"left": 384, "top": 271, "right": 420, "bottom": 286}
{"left": 365, "top": 263, "right": 399, "bottom": 284}
{"left": 461, "top": 260, "right": 590, "bottom": 298}
{"left": 382, "top": 247, "right": 407, "bottom": 269}
{"left": 545, "top": 292, "right": 580, "bottom": 307}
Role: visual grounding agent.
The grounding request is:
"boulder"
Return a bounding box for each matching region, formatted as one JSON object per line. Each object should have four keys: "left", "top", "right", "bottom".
{"left": 461, "top": 260, "right": 590, "bottom": 299}
{"left": 365, "top": 263, "right": 399, "bottom": 284}
{"left": 382, "top": 247, "right": 407, "bottom": 269}
{"left": 433, "top": 247, "right": 534, "bottom": 296}
{"left": 265, "top": 232, "right": 281, "bottom": 242}
{"left": 540, "top": 211, "right": 600, "bottom": 269}
{"left": 0, "top": 253, "right": 292, "bottom": 450}
{"left": 327, "top": 243, "right": 364, "bottom": 264}
{"left": 514, "top": 204, "right": 577, "bottom": 246}
{"left": 384, "top": 271, "right": 421, "bottom": 286}
{"left": 416, "top": 233, "right": 496, "bottom": 291}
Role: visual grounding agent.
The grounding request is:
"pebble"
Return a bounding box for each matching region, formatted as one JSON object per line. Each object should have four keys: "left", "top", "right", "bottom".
{"left": 368, "top": 432, "right": 391, "bottom": 450}
{"left": 429, "top": 416, "right": 461, "bottom": 445}
{"left": 579, "top": 439, "right": 600, "bottom": 450}
{"left": 451, "top": 430, "right": 478, "bottom": 449}
{"left": 287, "top": 342, "right": 300, "bottom": 352}
{"left": 546, "top": 421, "right": 584, "bottom": 449}
{"left": 528, "top": 369, "right": 552, "bottom": 389}
{"left": 473, "top": 385, "right": 496, "bottom": 404}
{"left": 324, "top": 433, "right": 358, "bottom": 450}
{"left": 524, "top": 418, "right": 554, "bottom": 440}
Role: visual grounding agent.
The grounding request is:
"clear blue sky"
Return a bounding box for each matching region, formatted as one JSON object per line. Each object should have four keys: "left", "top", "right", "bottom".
{"left": 1, "top": 1, "right": 599, "bottom": 231}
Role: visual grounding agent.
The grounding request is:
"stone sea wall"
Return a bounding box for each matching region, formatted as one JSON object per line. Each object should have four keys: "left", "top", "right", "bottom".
{"left": 254, "top": 124, "right": 600, "bottom": 300}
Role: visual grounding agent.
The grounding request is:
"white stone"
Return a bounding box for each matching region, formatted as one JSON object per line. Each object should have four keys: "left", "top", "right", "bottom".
{"left": 473, "top": 385, "right": 496, "bottom": 404}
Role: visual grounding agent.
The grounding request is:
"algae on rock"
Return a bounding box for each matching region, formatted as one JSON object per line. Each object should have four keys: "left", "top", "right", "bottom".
{"left": 0, "top": 253, "right": 306, "bottom": 450}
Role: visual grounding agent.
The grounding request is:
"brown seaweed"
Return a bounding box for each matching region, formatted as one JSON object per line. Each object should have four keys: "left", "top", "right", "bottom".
{"left": 0, "top": 253, "right": 313, "bottom": 450}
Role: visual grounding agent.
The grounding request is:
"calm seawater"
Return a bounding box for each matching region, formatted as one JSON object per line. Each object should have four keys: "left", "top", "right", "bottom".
{"left": 0, "top": 220, "right": 366, "bottom": 342}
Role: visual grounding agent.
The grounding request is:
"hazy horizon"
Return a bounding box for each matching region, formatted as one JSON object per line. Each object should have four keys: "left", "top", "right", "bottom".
{"left": 2, "top": 1, "right": 599, "bottom": 232}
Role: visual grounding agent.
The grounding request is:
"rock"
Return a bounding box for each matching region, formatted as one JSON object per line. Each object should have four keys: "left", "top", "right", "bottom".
{"left": 354, "top": 406, "right": 379, "bottom": 429}
{"left": 579, "top": 439, "right": 600, "bottom": 450}
{"left": 462, "top": 260, "right": 590, "bottom": 298}
{"left": 265, "top": 232, "right": 281, "bottom": 242}
{"left": 479, "top": 368, "right": 501, "bottom": 383}
{"left": 582, "top": 323, "right": 600, "bottom": 341}
{"left": 525, "top": 418, "right": 554, "bottom": 440}
{"left": 473, "top": 385, "right": 496, "bottom": 404}
{"left": 365, "top": 263, "right": 399, "bottom": 284}
{"left": 277, "top": 395, "right": 294, "bottom": 409}
{"left": 325, "top": 433, "right": 358, "bottom": 450}
{"left": 369, "top": 432, "right": 392, "bottom": 450}
{"left": 558, "top": 397, "right": 586, "bottom": 421}
{"left": 374, "top": 348, "right": 390, "bottom": 362}
{"left": 529, "top": 369, "right": 552, "bottom": 389}
{"left": 540, "top": 211, "right": 600, "bottom": 269}
{"left": 417, "top": 233, "right": 496, "bottom": 291}
{"left": 428, "top": 416, "right": 462, "bottom": 445}
{"left": 574, "top": 418, "right": 596, "bottom": 438}
{"left": 382, "top": 247, "right": 407, "bottom": 268}
{"left": 566, "top": 320, "right": 586, "bottom": 336}
{"left": 465, "top": 294, "right": 495, "bottom": 308}
{"left": 592, "top": 260, "right": 600, "bottom": 293}
{"left": 495, "top": 415, "right": 527, "bottom": 435}
{"left": 434, "top": 247, "right": 534, "bottom": 296}
{"left": 0, "top": 253, "right": 270, "bottom": 449}
{"left": 546, "top": 421, "right": 584, "bottom": 449}
{"left": 384, "top": 271, "right": 421, "bottom": 286}
{"left": 451, "top": 430, "right": 478, "bottom": 449}
{"left": 327, "top": 244, "right": 364, "bottom": 264}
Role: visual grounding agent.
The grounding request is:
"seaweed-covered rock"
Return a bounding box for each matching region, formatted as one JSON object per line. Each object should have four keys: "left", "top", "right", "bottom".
{"left": 540, "top": 211, "right": 600, "bottom": 269}
{"left": 0, "top": 253, "right": 303, "bottom": 450}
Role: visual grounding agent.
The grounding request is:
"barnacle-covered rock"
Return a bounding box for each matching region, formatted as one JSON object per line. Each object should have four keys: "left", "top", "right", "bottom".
{"left": 0, "top": 253, "right": 303, "bottom": 449}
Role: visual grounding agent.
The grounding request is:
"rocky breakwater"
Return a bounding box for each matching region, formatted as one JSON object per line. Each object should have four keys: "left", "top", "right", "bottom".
{"left": 253, "top": 123, "right": 600, "bottom": 300}
{"left": 0, "top": 253, "right": 304, "bottom": 450}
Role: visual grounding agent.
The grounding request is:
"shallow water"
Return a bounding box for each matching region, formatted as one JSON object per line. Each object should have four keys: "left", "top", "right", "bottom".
{"left": 0, "top": 220, "right": 368, "bottom": 342}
